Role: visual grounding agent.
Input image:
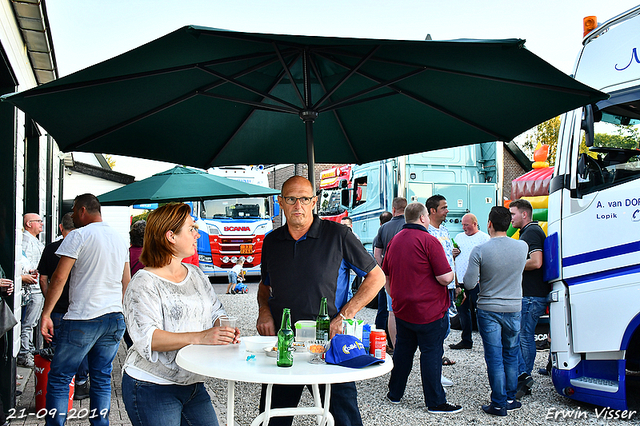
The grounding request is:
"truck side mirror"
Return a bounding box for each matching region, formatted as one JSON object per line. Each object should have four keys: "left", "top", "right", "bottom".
{"left": 341, "top": 189, "right": 350, "bottom": 208}
{"left": 581, "top": 104, "right": 601, "bottom": 147}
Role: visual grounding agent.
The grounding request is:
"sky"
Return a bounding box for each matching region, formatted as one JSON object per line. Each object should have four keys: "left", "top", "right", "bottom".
{"left": 43, "top": 0, "right": 640, "bottom": 178}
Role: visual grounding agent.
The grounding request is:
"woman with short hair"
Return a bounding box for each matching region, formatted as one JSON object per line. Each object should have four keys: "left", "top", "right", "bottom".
{"left": 122, "top": 203, "right": 239, "bottom": 426}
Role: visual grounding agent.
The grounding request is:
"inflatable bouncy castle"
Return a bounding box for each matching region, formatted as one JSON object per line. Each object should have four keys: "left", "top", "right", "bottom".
{"left": 507, "top": 142, "right": 552, "bottom": 238}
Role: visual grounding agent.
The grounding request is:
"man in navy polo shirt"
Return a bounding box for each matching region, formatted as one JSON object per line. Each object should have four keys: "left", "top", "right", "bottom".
{"left": 257, "top": 176, "right": 385, "bottom": 426}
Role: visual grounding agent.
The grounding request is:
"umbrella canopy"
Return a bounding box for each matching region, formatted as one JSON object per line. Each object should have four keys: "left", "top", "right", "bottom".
{"left": 96, "top": 166, "right": 280, "bottom": 206}
{"left": 3, "top": 26, "right": 607, "bottom": 186}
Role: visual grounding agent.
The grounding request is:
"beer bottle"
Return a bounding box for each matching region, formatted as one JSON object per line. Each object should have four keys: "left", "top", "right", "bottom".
{"left": 277, "top": 308, "right": 294, "bottom": 367}
{"left": 316, "top": 297, "right": 331, "bottom": 341}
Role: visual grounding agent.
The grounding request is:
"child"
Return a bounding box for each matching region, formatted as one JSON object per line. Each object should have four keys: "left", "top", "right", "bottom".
{"left": 234, "top": 270, "right": 248, "bottom": 294}
{"left": 226, "top": 259, "right": 244, "bottom": 294}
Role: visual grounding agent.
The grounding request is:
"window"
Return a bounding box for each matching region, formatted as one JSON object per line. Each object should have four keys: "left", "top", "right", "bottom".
{"left": 577, "top": 87, "right": 640, "bottom": 195}
{"left": 352, "top": 176, "right": 368, "bottom": 207}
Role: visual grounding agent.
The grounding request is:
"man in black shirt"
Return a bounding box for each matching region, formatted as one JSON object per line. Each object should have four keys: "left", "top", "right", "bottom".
{"left": 37, "top": 213, "right": 89, "bottom": 400}
{"left": 509, "top": 199, "right": 548, "bottom": 398}
{"left": 257, "top": 176, "right": 385, "bottom": 426}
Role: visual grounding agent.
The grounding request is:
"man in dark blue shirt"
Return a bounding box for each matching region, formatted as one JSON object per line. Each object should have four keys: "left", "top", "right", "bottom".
{"left": 257, "top": 176, "right": 385, "bottom": 426}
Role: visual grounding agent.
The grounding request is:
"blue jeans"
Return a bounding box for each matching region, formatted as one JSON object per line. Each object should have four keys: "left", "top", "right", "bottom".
{"left": 19, "top": 291, "right": 44, "bottom": 357}
{"left": 51, "top": 312, "right": 89, "bottom": 384}
{"left": 388, "top": 315, "right": 447, "bottom": 408}
{"left": 518, "top": 296, "right": 548, "bottom": 376}
{"left": 260, "top": 382, "right": 361, "bottom": 426}
{"left": 45, "top": 312, "right": 125, "bottom": 426}
{"left": 227, "top": 271, "right": 237, "bottom": 284}
{"left": 458, "top": 286, "right": 479, "bottom": 346}
{"left": 122, "top": 373, "right": 219, "bottom": 426}
{"left": 477, "top": 309, "right": 521, "bottom": 407}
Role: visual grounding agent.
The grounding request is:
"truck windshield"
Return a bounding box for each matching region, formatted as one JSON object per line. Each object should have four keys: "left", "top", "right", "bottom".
{"left": 578, "top": 89, "right": 640, "bottom": 193}
{"left": 202, "top": 197, "right": 268, "bottom": 219}
{"left": 318, "top": 189, "right": 345, "bottom": 215}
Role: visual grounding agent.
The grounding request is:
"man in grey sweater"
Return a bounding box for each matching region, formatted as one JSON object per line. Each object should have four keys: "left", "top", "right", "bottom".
{"left": 463, "top": 206, "right": 528, "bottom": 417}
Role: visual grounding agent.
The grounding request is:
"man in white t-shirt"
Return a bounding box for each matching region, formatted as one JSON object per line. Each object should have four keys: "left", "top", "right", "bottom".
{"left": 40, "top": 194, "right": 130, "bottom": 426}
{"left": 450, "top": 213, "right": 490, "bottom": 350}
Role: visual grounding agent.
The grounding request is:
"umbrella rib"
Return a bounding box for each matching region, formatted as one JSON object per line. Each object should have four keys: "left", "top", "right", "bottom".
{"left": 13, "top": 50, "right": 287, "bottom": 98}
{"left": 312, "top": 45, "right": 380, "bottom": 111}
{"left": 198, "top": 92, "right": 298, "bottom": 114}
{"left": 307, "top": 57, "right": 361, "bottom": 163}
{"left": 320, "top": 48, "right": 595, "bottom": 97}
{"left": 67, "top": 90, "right": 199, "bottom": 151}
{"left": 203, "top": 68, "right": 293, "bottom": 169}
{"left": 68, "top": 55, "right": 296, "bottom": 151}
{"left": 198, "top": 65, "right": 302, "bottom": 111}
{"left": 315, "top": 67, "right": 427, "bottom": 112}
{"left": 273, "top": 43, "right": 306, "bottom": 107}
{"left": 315, "top": 54, "right": 510, "bottom": 139}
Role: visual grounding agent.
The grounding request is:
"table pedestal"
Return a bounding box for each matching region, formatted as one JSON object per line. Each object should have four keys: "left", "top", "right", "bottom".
{"left": 226, "top": 380, "right": 334, "bottom": 426}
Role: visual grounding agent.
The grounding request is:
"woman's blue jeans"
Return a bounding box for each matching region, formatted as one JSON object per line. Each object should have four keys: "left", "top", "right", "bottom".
{"left": 46, "top": 312, "right": 125, "bottom": 426}
{"left": 122, "top": 373, "right": 219, "bottom": 426}
{"left": 477, "top": 309, "right": 521, "bottom": 407}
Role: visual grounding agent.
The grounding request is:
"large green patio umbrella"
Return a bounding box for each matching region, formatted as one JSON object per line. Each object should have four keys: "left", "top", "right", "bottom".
{"left": 97, "top": 166, "right": 279, "bottom": 206}
{"left": 3, "top": 26, "right": 607, "bottom": 186}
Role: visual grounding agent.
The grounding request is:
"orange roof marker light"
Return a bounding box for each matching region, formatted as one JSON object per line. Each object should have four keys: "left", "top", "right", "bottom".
{"left": 583, "top": 15, "right": 598, "bottom": 37}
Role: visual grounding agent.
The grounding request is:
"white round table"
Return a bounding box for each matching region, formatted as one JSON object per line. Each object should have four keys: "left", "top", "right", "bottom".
{"left": 177, "top": 341, "right": 393, "bottom": 426}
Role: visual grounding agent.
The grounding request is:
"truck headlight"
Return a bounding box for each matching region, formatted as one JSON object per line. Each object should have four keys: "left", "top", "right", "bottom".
{"left": 207, "top": 225, "right": 220, "bottom": 235}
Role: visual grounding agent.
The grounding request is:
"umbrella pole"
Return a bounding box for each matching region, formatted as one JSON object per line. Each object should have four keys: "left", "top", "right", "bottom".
{"left": 306, "top": 120, "right": 315, "bottom": 193}
{"left": 301, "top": 111, "right": 318, "bottom": 194}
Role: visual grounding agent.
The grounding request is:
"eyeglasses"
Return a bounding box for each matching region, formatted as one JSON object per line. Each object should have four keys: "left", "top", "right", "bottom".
{"left": 282, "top": 196, "right": 315, "bottom": 205}
{"left": 29, "top": 220, "right": 43, "bottom": 223}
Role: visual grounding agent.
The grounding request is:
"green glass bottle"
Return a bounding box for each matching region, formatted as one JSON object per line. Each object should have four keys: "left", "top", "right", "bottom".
{"left": 277, "top": 308, "right": 294, "bottom": 367}
{"left": 316, "top": 297, "right": 331, "bottom": 341}
{"left": 451, "top": 238, "right": 459, "bottom": 249}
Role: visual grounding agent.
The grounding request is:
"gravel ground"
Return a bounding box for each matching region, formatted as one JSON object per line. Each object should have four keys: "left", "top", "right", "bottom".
{"left": 208, "top": 281, "right": 640, "bottom": 425}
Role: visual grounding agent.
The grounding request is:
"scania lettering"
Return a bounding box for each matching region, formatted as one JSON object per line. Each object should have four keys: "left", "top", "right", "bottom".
{"left": 547, "top": 5, "right": 640, "bottom": 410}
{"left": 191, "top": 166, "right": 274, "bottom": 277}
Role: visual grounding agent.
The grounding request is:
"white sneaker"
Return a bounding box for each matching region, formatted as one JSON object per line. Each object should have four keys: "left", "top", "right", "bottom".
{"left": 441, "top": 374, "right": 453, "bottom": 387}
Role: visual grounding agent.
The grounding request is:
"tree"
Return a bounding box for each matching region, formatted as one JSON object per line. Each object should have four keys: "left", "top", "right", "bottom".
{"left": 594, "top": 125, "right": 640, "bottom": 150}
{"left": 104, "top": 154, "right": 116, "bottom": 169}
{"left": 521, "top": 116, "right": 560, "bottom": 165}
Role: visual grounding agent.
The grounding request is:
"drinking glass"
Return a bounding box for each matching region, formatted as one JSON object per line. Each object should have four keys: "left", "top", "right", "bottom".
{"left": 220, "top": 316, "right": 237, "bottom": 328}
{"left": 305, "top": 340, "right": 330, "bottom": 364}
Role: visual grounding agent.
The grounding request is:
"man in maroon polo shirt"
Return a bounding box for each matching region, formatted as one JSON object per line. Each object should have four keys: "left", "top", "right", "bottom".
{"left": 382, "top": 202, "right": 462, "bottom": 414}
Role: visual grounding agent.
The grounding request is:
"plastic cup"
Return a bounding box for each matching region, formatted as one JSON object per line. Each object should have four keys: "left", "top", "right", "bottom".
{"left": 220, "top": 316, "right": 237, "bottom": 328}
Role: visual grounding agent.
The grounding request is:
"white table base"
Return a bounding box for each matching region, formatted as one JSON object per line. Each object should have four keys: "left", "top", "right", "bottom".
{"left": 225, "top": 379, "right": 334, "bottom": 426}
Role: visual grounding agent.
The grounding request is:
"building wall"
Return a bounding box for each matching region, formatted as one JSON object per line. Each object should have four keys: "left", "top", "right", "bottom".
{"left": 503, "top": 149, "right": 528, "bottom": 203}
{"left": 64, "top": 170, "right": 133, "bottom": 243}
{"left": 267, "top": 163, "right": 345, "bottom": 228}
{"left": 0, "top": 0, "right": 53, "bottom": 362}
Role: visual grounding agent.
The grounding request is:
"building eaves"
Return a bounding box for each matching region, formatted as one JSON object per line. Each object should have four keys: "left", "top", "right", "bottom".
{"left": 68, "top": 162, "right": 135, "bottom": 185}
{"left": 10, "top": 0, "right": 58, "bottom": 84}
{"left": 504, "top": 141, "right": 532, "bottom": 172}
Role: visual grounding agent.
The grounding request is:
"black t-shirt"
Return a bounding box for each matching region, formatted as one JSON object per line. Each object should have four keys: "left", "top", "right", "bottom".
{"left": 37, "top": 239, "right": 70, "bottom": 314}
{"left": 519, "top": 221, "right": 549, "bottom": 297}
{"left": 261, "top": 215, "right": 377, "bottom": 326}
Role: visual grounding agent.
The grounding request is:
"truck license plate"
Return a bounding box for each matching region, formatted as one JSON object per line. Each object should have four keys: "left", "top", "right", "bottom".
{"left": 240, "top": 244, "right": 252, "bottom": 254}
